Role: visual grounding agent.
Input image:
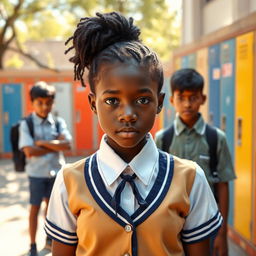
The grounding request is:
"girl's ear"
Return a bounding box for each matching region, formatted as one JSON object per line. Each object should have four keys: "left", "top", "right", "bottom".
{"left": 88, "top": 92, "right": 97, "bottom": 114}
{"left": 157, "top": 92, "right": 165, "bottom": 114}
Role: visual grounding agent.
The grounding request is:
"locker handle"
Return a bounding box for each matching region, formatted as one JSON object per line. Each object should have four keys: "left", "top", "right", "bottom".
{"left": 237, "top": 118, "right": 242, "bottom": 146}
{"left": 221, "top": 115, "right": 226, "bottom": 132}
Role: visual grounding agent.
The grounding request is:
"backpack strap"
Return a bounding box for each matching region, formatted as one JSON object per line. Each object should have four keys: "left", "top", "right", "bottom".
{"left": 25, "top": 114, "right": 34, "bottom": 138}
{"left": 161, "top": 125, "right": 174, "bottom": 152}
{"left": 205, "top": 124, "right": 218, "bottom": 181}
{"left": 53, "top": 116, "right": 61, "bottom": 134}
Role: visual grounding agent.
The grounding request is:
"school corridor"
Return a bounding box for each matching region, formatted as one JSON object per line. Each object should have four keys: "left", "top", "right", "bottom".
{"left": 0, "top": 157, "right": 249, "bottom": 256}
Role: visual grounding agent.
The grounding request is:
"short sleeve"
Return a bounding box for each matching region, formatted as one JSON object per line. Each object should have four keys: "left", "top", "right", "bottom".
{"left": 181, "top": 164, "right": 223, "bottom": 243}
{"left": 216, "top": 129, "right": 236, "bottom": 182}
{"left": 58, "top": 117, "right": 72, "bottom": 142}
{"left": 19, "top": 120, "right": 34, "bottom": 149}
{"left": 44, "top": 169, "right": 78, "bottom": 245}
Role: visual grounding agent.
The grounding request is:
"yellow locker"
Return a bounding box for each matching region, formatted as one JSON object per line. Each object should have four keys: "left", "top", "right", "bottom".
{"left": 235, "top": 32, "right": 254, "bottom": 240}
{"left": 253, "top": 32, "right": 256, "bottom": 246}
{"left": 196, "top": 48, "right": 209, "bottom": 122}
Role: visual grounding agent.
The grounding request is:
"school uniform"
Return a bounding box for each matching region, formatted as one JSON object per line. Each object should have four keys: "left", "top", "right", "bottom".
{"left": 155, "top": 114, "right": 236, "bottom": 190}
{"left": 19, "top": 112, "right": 72, "bottom": 205}
{"left": 45, "top": 134, "right": 222, "bottom": 256}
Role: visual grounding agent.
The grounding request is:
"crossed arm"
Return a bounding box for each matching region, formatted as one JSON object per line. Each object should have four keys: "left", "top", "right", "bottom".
{"left": 23, "top": 134, "right": 71, "bottom": 158}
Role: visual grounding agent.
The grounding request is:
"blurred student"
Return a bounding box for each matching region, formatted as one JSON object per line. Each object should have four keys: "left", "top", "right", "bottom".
{"left": 155, "top": 68, "right": 236, "bottom": 256}
{"left": 19, "top": 81, "right": 72, "bottom": 256}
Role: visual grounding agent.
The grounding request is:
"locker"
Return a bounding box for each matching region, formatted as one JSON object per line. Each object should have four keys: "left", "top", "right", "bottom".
{"left": 235, "top": 32, "right": 254, "bottom": 240}
{"left": 1, "top": 84, "right": 23, "bottom": 152}
{"left": 174, "top": 57, "right": 181, "bottom": 71}
{"left": 253, "top": 33, "right": 256, "bottom": 246}
{"left": 208, "top": 44, "right": 221, "bottom": 127}
{"left": 196, "top": 48, "right": 209, "bottom": 121}
{"left": 187, "top": 53, "right": 197, "bottom": 68}
{"left": 220, "top": 39, "right": 236, "bottom": 226}
{"left": 73, "top": 82, "right": 94, "bottom": 151}
{"left": 162, "top": 77, "right": 175, "bottom": 128}
{"left": 52, "top": 82, "right": 74, "bottom": 143}
{"left": 24, "top": 82, "right": 34, "bottom": 115}
{"left": 181, "top": 55, "right": 189, "bottom": 68}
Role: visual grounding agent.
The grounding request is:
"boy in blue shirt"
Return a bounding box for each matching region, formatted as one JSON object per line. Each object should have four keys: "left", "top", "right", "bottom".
{"left": 19, "top": 81, "right": 72, "bottom": 256}
{"left": 155, "top": 68, "right": 236, "bottom": 256}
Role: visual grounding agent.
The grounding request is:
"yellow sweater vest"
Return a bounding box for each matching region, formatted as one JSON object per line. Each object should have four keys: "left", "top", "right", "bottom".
{"left": 62, "top": 152, "right": 196, "bottom": 256}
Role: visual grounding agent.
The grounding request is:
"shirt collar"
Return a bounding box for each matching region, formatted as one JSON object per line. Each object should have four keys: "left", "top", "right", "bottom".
{"left": 97, "top": 133, "right": 159, "bottom": 186}
{"left": 174, "top": 113, "right": 206, "bottom": 135}
{"left": 32, "top": 112, "right": 54, "bottom": 125}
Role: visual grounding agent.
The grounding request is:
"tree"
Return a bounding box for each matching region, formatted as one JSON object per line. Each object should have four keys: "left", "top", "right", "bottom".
{"left": 0, "top": 0, "right": 180, "bottom": 70}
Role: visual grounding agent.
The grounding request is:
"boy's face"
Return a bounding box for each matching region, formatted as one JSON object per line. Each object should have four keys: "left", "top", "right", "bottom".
{"left": 170, "top": 90, "right": 206, "bottom": 127}
{"left": 88, "top": 63, "right": 164, "bottom": 160}
{"left": 32, "top": 97, "right": 54, "bottom": 119}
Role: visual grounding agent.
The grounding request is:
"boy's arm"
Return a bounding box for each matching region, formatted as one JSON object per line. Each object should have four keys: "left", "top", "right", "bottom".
{"left": 183, "top": 239, "right": 210, "bottom": 256}
{"left": 35, "top": 118, "right": 72, "bottom": 151}
{"left": 23, "top": 145, "right": 56, "bottom": 158}
{"left": 35, "top": 135, "right": 71, "bottom": 152}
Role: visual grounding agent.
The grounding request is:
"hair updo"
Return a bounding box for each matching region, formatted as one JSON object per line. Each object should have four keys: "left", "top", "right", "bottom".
{"left": 65, "top": 12, "right": 163, "bottom": 93}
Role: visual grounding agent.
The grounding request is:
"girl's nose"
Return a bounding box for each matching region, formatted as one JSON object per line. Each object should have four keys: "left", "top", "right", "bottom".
{"left": 119, "top": 105, "right": 137, "bottom": 122}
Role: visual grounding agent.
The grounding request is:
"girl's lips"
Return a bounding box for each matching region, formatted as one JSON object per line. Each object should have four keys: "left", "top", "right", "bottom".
{"left": 117, "top": 131, "right": 138, "bottom": 138}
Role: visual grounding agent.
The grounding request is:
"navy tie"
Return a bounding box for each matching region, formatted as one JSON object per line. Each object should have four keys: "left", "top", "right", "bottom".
{"left": 111, "top": 172, "right": 148, "bottom": 215}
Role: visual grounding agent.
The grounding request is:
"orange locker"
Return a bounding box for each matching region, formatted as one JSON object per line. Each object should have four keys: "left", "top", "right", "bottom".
{"left": 73, "top": 82, "right": 94, "bottom": 152}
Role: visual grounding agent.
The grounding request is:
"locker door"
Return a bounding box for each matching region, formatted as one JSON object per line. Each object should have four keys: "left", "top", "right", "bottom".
{"left": 235, "top": 32, "right": 254, "bottom": 240}
{"left": 208, "top": 44, "right": 221, "bottom": 127}
{"left": 253, "top": 32, "right": 256, "bottom": 246}
{"left": 73, "top": 83, "right": 93, "bottom": 151}
{"left": 181, "top": 56, "right": 189, "bottom": 68}
{"left": 52, "top": 82, "right": 73, "bottom": 142}
{"left": 220, "top": 39, "right": 236, "bottom": 226}
{"left": 1, "top": 84, "right": 23, "bottom": 152}
{"left": 196, "top": 48, "right": 209, "bottom": 121}
{"left": 253, "top": 33, "right": 256, "bottom": 244}
{"left": 174, "top": 57, "right": 181, "bottom": 71}
{"left": 187, "top": 53, "right": 196, "bottom": 68}
{"left": 162, "top": 77, "right": 175, "bottom": 128}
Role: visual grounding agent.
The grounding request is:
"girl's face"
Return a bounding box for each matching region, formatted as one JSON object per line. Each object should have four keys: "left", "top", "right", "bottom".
{"left": 88, "top": 62, "right": 164, "bottom": 162}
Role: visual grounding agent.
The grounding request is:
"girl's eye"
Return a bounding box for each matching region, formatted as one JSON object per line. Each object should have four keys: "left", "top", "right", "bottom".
{"left": 137, "top": 97, "right": 150, "bottom": 104}
{"left": 105, "top": 98, "right": 119, "bottom": 105}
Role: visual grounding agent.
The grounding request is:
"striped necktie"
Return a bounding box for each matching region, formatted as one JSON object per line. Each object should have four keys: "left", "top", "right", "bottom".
{"left": 111, "top": 168, "right": 148, "bottom": 215}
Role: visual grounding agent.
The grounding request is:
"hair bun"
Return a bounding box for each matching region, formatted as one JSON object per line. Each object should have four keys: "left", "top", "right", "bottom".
{"left": 67, "top": 12, "right": 141, "bottom": 68}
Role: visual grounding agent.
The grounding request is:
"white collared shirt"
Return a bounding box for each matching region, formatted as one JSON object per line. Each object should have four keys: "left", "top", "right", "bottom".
{"left": 19, "top": 112, "right": 72, "bottom": 178}
{"left": 97, "top": 133, "right": 159, "bottom": 215}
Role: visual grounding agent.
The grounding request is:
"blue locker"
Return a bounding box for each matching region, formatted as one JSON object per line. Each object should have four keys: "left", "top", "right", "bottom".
{"left": 1, "top": 84, "right": 23, "bottom": 152}
{"left": 163, "top": 77, "right": 175, "bottom": 128}
{"left": 220, "top": 39, "right": 236, "bottom": 226}
{"left": 208, "top": 44, "right": 221, "bottom": 127}
{"left": 188, "top": 53, "right": 196, "bottom": 68}
{"left": 181, "top": 55, "right": 189, "bottom": 68}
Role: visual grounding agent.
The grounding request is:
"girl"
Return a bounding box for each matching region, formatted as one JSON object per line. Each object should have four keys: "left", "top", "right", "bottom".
{"left": 45, "top": 12, "right": 222, "bottom": 256}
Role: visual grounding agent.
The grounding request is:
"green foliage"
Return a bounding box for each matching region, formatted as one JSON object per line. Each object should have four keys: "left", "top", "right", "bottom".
{"left": 5, "top": 54, "right": 24, "bottom": 68}
{"left": 0, "top": 0, "right": 180, "bottom": 67}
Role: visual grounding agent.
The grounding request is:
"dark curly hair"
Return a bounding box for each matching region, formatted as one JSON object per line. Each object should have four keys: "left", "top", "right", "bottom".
{"left": 65, "top": 12, "right": 163, "bottom": 93}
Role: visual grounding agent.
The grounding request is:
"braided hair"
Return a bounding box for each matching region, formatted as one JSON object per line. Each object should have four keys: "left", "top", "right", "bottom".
{"left": 65, "top": 12, "right": 163, "bottom": 93}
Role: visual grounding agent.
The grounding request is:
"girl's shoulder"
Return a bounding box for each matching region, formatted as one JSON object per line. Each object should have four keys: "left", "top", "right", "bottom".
{"left": 62, "top": 156, "right": 90, "bottom": 180}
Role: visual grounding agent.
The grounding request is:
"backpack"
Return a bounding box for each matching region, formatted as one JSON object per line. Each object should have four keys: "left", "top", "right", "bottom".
{"left": 10, "top": 114, "right": 60, "bottom": 172}
{"left": 161, "top": 124, "right": 219, "bottom": 182}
